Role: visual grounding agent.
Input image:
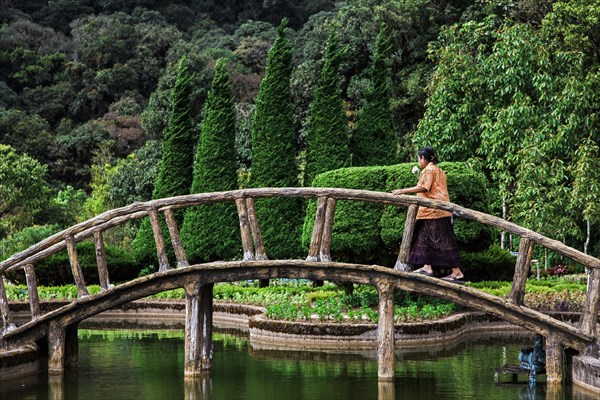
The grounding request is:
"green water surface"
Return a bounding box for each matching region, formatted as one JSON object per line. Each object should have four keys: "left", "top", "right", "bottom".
{"left": 1, "top": 330, "right": 597, "bottom": 400}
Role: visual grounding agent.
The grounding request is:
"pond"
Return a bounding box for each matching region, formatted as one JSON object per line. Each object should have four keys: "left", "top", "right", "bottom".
{"left": 0, "top": 330, "right": 597, "bottom": 400}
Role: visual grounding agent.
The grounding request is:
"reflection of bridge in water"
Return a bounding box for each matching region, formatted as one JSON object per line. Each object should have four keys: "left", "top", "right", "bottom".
{"left": 1, "top": 188, "right": 599, "bottom": 386}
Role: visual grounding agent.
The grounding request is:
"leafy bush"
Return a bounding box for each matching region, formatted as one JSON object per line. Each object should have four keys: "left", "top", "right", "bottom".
{"left": 459, "top": 245, "right": 516, "bottom": 282}
{"left": 302, "top": 161, "right": 492, "bottom": 265}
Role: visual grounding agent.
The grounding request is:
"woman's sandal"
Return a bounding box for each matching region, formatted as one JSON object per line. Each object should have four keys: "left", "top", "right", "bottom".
{"left": 412, "top": 268, "right": 433, "bottom": 277}
{"left": 441, "top": 275, "right": 464, "bottom": 284}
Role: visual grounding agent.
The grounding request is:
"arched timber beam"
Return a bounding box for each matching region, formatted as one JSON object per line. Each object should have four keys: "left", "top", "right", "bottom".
{"left": 1, "top": 261, "right": 593, "bottom": 352}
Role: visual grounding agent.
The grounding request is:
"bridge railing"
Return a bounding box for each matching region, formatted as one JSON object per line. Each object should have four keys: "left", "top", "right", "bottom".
{"left": 1, "top": 188, "right": 599, "bottom": 337}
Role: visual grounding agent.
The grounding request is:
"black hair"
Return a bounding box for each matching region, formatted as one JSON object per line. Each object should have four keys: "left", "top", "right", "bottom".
{"left": 418, "top": 147, "right": 438, "bottom": 164}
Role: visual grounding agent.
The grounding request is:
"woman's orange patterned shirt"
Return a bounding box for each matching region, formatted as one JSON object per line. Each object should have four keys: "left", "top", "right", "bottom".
{"left": 415, "top": 163, "right": 452, "bottom": 220}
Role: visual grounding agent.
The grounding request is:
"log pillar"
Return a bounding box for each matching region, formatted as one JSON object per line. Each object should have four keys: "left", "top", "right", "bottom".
{"left": 185, "top": 281, "right": 213, "bottom": 376}
{"left": 508, "top": 237, "right": 534, "bottom": 305}
{"left": 65, "top": 235, "right": 89, "bottom": 298}
{"left": 319, "top": 198, "right": 336, "bottom": 262}
{"left": 93, "top": 231, "right": 111, "bottom": 290}
{"left": 306, "top": 196, "right": 328, "bottom": 262}
{"left": 148, "top": 209, "right": 170, "bottom": 272}
{"left": 246, "top": 198, "right": 267, "bottom": 261}
{"left": 164, "top": 209, "right": 189, "bottom": 268}
{"left": 545, "top": 334, "right": 565, "bottom": 385}
{"left": 236, "top": 198, "right": 255, "bottom": 261}
{"left": 48, "top": 321, "right": 78, "bottom": 375}
{"left": 579, "top": 267, "right": 600, "bottom": 345}
{"left": 24, "top": 264, "right": 40, "bottom": 319}
{"left": 0, "top": 272, "right": 16, "bottom": 332}
{"left": 376, "top": 279, "right": 395, "bottom": 381}
{"left": 394, "top": 204, "right": 418, "bottom": 271}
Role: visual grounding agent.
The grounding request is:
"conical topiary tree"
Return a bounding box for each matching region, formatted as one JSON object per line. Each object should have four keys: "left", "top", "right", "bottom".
{"left": 304, "top": 26, "right": 350, "bottom": 187}
{"left": 250, "top": 18, "right": 303, "bottom": 259}
{"left": 352, "top": 22, "right": 397, "bottom": 166}
{"left": 132, "top": 58, "right": 197, "bottom": 269}
{"left": 182, "top": 58, "right": 240, "bottom": 262}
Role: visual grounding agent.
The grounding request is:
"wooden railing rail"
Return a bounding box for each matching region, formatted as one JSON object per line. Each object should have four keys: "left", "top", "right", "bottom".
{"left": 1, "top": 187, "right": 599, "bottom": 340}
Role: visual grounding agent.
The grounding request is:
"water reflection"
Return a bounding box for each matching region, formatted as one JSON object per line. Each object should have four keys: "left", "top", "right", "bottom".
{"left": 0, "top": 330, "right": 598, "bottom": 400}
{"left": 184, "top": 373, "right": 212, "bottom": 400}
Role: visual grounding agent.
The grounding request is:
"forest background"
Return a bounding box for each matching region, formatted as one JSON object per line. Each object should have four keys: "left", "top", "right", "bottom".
{"left": 1, "top": 0, "right": 599, "bottom": 278}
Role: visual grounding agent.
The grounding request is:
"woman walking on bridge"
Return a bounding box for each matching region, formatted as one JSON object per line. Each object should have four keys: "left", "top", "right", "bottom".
{"left": 392, "top": 147, "right": 465, "bottom": 283}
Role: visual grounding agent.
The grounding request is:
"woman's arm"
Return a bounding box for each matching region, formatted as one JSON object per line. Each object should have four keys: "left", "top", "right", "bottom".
{"left": 392, "top": 186, "right": 427, "bottom": 195}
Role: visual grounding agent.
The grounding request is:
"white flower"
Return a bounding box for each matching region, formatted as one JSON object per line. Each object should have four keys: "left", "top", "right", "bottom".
{"left": 411, "top": 166, "right": 420, "bottom": 175}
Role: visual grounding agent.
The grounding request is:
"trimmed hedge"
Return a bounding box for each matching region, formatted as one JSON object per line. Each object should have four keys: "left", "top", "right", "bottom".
{"left": 7, "top": 241, "right": 139, "bottom": 286}
{"left": 302, "top": 162, "right": 494, "bottom": 267}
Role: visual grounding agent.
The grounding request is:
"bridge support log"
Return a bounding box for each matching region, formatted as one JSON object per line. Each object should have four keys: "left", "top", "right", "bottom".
{"left": 307, "top": 197, "right": 328, "bottom": 262}
{"left": 236, "top": 198, "right": 255, "bottom": 261}
{"left": 376, "top": 279, "right": 395, "bottom": 381}
{"left": 320, "top": 198, "right": 336, "bottom": 262}
{"left": 93, "top": 231, "right": 111, "bottom": 291}
{"left": 508, "top": 237, "right": 534, "bottom": 305}
{"left": 148, "top": 209, "right": 170, "bottom": 272}
{"left": 395, "top": 204, "right": 418, "bottom": 271}
{"left": 579, "top": 268, "right": 600, "bottom": 346}
{"left": 545, "top": 334, "right": 565, "bottom": 385}
{"left": 246, "top": 198, "right": 267, "bottom": 261}
{"left": 185, "top": 282, "right": 214, "bottom": 376}
{"left": 0, "top": 273, "right": 16, "bottom": 333}
{"left": 66, "top": 235, "right": 89, "bottom": 298}
{"left": 24, "top": 264, "right": 40, "bottom": 319}
{"left": 48, "top": 321, "right": 78, "bottom": 375}
{"left": 164, "top": 209, "right": 189, "bottom": 268}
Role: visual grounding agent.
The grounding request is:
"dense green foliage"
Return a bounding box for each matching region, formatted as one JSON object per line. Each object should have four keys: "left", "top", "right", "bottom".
{"left": 0, "top": 144, "right": 50, "bottom": 237}
{"left": 182, "top": 58, "right": 240, "bottom": 262}
{"left": 302, "top": 162, "right": 493, "bottom": 267}
{"left": 2, "top": 0, "right": 600, "bottom": 276}
{"left": 414, "top": 4, "right": 600, "bottom": 252}
{"left": 250, "top": 19, "right": 303, "bottom": 258}
{"left": 303, "top": 26, "right": 350, "bottom": 186}
{"left": 132, "top": 59, "right": 197, "bottom": 267}
{"left": 351, "top": 22, "right": 397, "bottom": 166}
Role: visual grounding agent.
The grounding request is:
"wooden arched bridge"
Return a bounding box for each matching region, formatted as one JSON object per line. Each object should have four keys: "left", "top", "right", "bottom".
{"left": 1, "top": 188, "right": 599, "bottom": 383}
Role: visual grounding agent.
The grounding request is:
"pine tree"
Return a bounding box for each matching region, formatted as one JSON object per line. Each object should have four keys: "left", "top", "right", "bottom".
{"left": 250, "top": 18, "right": 303, "bottom": 259}
{"left": 304, "top": 26, "right": 350, "bottom": 186}
{"left": 181, "top": 58, "right": 240, "bottom": 262}
{"left": 352, "top": 23, "right": 397, "bottom": 166}
{"left": 132, "top": 58, "right": 197, "bottom": 268}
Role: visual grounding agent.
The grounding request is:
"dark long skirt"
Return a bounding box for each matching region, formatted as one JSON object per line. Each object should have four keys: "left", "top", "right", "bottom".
{"left": 408, "top": 217, "right": 460, "bottom": 267}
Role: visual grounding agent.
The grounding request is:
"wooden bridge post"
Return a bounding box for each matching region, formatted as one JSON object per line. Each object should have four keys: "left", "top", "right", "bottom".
{"left": 246, "top": 198, "right": 268, "bottom": 261}
{"left": 320, "top": 198, "right": 336, "bottom": 262}
{"left": 65, "top": 235, "right": 89, "bottom": 298}
{"left": 307, "top": 197, "right": 328, "bottom": 262}
{"left": 508, "top": 237, "right": 534, "bottom": 305}
{"left": 184, "top": 281, "right": 214, "bottom": 376}
{"left": 164, "top": 209, "right": 189, "bottom": 268}
{"left": 236, "top": 198, "right": 255, "bottom": 261}
{"left": 0, "top": 273, "right": 16, "bottom": 332}
{"left": 545, "top": 334, "right": 565, "bottom": 385}
{"left": 376, "top": 278, "right": 395, "bottom": 381}
{"left": 48, "top": 321, "right": 79, "bottom": 375}
{"left": 578, "top": 267, "right": 600, "bottom": 346}
{"left": 93, "top": 231, "right": 111, "bottom": 291}
{"left": 395, "top": 204, "right": 418, "bottom": 271}
{"left": 148, "top": 209, "right": 171, "bottom": 272}
{"left": 24, "top": 264, "right": 40, "bottom": 319}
